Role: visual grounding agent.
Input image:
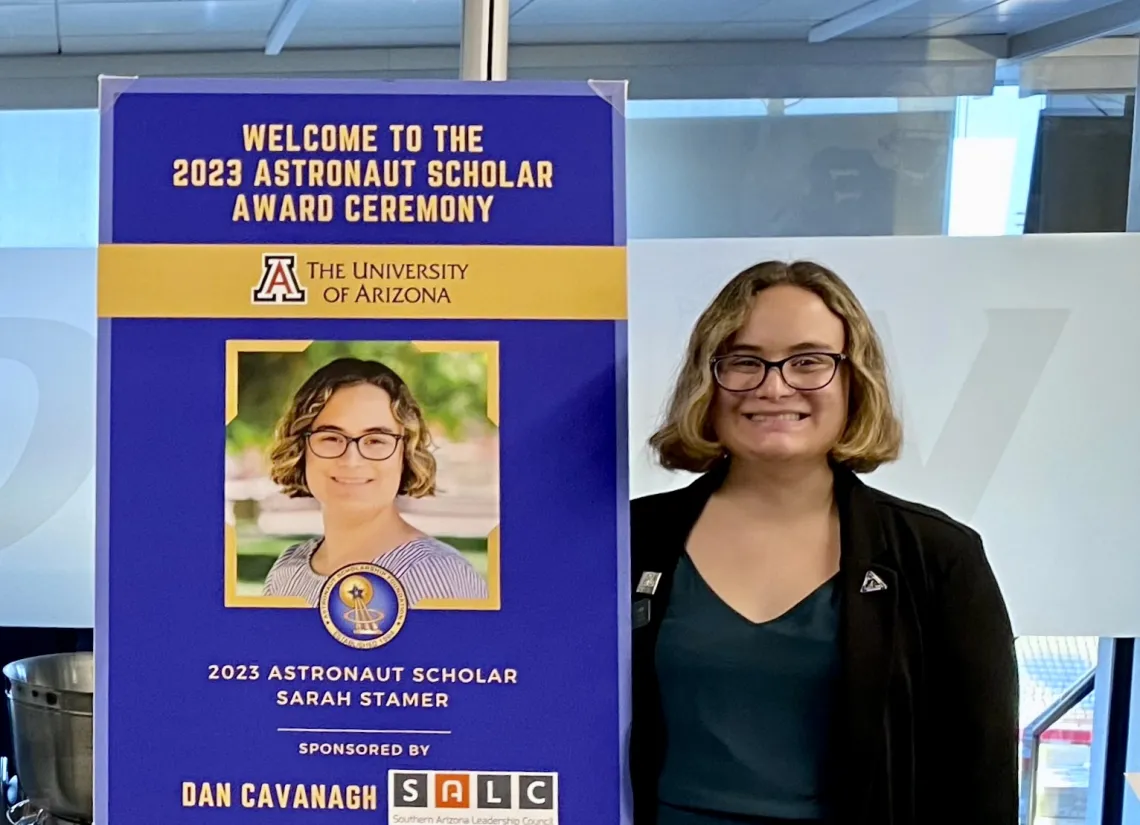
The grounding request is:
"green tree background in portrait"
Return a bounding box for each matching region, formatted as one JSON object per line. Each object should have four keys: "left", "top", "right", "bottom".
{"left": 226, "top": 341, "right": 496, "bottom": 594}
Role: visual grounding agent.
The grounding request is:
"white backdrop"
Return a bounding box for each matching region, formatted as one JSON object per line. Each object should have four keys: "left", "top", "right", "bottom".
{"left": 2, "top": 236, "right": 1138, "bottom": 635}
{"left": 0, "top": 248, "right": 96, "bottom": 628}
{"left": 630, "top": 235, "right": 1140, "bottom": 638}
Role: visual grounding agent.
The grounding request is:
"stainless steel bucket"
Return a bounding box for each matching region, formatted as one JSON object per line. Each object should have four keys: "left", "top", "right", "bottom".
{"left": 3, "top": 653, "right": 93, "bottom": 824}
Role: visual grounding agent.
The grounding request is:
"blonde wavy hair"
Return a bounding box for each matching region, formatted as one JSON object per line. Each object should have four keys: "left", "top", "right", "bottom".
{"left": 268, "top": 357, "right": 437, "bottom": 498}
{"left": 649, "top": 260, "right": 902, "bottom": 475}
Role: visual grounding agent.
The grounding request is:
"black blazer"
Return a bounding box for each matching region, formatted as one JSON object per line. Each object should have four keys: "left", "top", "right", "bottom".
{"left": 629, "top": 463, "right": 1019, "bottom": 825}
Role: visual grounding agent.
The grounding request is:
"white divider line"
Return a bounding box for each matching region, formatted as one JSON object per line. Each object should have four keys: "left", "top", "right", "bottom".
{"left": 277, "top": 727, "right": 452, "bottom": 735}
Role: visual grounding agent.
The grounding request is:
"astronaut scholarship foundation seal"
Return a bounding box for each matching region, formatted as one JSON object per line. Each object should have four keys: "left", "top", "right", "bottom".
{"left": 319, "top": 563, "right": 409, "bottom": 649}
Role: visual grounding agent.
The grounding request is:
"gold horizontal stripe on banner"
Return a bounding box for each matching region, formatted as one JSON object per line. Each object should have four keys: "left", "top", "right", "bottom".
{"left": 98, "top": 244, "right": 627, "bottom": 320}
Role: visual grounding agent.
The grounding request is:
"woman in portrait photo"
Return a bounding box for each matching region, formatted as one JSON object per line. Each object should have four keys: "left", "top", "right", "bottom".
{"left": 629, "top": 261, "right": 1017, "bottom": 825}
{"left": 262, "top": 356, "right": 488, "bottom": 607}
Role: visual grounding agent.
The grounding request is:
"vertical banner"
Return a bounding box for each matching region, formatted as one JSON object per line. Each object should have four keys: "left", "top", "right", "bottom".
{"left": 96, "top": 78, "right": 628, "bottom": 824}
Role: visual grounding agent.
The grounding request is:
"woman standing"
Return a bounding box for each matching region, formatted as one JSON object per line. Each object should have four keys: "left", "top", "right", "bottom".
{"left": 630, "top": 261, "right": 1017, "bottom": 825}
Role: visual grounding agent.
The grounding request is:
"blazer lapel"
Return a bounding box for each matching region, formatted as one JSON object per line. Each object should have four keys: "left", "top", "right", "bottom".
{"left": 833, "top": 468, "right": 898, "bottom": 822}
{"left": 633, "top": 467, "right": 723, "bottom": 632}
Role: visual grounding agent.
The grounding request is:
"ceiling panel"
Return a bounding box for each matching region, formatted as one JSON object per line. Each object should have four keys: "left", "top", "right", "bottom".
{"left": 60, "top": 0, "right": 277, "bottom": 36}
{"left": 898, "top": 0, "right": 1000, "bottom": 18}
{"left": 918, "top": 15, "right": 1011, "bottom": 35}
{"left": 0, "top": 4, "right": 54, "bottom": 37}
{"left": 913, "top": 3, "right": 1019, "bottom": 31}
{"left": 991, "top": 0, "right": 1122, "bottom": 13}
{"left": 912, "top": 0, "right": 1124, "bottom": 35}
{"left": 918, "top": 0, "right": 1121, "bottom": 36}
{"left": 508, "top": 0, "right": 1128, "bottom": 40}
{"left": 0, "top": 0, "right": 1127, "bottom": 58}
{"left": 739, "top": 0, "right": 997, "bottom": 23}
{"left": 297, "top": 0, "right": 459, "bottom": 29}
{"left": 999, "top": 0, "right": 1131, "bottom": 33}
{"left": 684, "top": 20, "right": 815, "bottom": 39}
{"left": 847, "top": 15, "right": 966, "bottom": 36}
{"left": 61, "top": 31, "right": 266, "bottom": 52}
{"left": 289, "top": 25, "right": 460, "bottom": 47}
{"left": 819, "top": 0, "right": 994, "bottom": 37}
{"left": 511, "top": 21, "right": 727, "bottom": 41}
{"left": 742, "top": 0, "right": 883, "bottom": 22}
{"left": 716, "top": 0, "right": 996, "bottom": 30}
{"left": 511, "top": 0, "right": 762, "bottom": 26}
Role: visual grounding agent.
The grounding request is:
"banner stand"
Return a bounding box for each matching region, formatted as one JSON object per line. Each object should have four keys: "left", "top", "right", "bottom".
{"left": 95, "top": 76, "right": 630, "bottom": 824}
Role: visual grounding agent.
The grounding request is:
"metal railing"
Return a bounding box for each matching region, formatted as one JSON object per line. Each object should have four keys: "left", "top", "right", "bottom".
{"left": 1019, "top": 666, "right": 1096, "bottom": 825}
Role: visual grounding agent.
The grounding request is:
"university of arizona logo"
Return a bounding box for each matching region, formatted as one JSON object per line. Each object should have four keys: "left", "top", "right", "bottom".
{"left": 252, "top": 253, "right": 306, "bottom": 304}
{"left": 860, "top": 570, "right": 888, "bottom": 594}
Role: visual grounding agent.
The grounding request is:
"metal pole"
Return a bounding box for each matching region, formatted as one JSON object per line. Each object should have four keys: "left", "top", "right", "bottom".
{"left": 460, "top": 0, "right": 509, "bottom": 81}
{"left": 1087, "top": 638, "right": 1121, "bottom": 825}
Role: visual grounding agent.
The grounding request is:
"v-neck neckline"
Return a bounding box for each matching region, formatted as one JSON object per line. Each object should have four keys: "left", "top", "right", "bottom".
{"left": 679, "top": 552, "right": 837, "bottom": 628}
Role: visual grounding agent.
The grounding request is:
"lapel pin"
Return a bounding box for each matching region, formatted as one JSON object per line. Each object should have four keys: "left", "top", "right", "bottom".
{"left": 860, "top": 570, "right": 888, "bottom": 594}
{"left": 633, "top": 598, "right": 651, "bottom": 628}
{"left": 636, "top": 571, "right": 662, "bottom": 595}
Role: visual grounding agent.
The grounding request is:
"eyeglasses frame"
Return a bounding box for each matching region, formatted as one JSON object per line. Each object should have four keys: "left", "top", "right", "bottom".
{"left": 303, "top": 429, "right": 405, "bottom": 461}
{"left": 710, "top": 351, "right": 848, "bottom": 393}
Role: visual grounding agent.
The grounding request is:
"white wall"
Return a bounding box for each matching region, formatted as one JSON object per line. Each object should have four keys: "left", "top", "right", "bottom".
{"left": 629, "top": 235, "right": 1140, "bottom": 638}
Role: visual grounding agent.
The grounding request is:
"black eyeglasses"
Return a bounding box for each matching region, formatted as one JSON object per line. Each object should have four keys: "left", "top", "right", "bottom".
{"left": 711, "top": 352, "right": 847, "bottom": 393}
{"left": 304, "top": 429, "right": 404, "bottom": 461}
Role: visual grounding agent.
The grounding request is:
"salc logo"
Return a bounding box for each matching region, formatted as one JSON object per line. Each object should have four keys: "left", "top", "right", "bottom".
{"left": 252, "top": 252, "right": 307, "bottom": 304}
{"left": 390, "top": 771, "right": 557, "bottom": 822}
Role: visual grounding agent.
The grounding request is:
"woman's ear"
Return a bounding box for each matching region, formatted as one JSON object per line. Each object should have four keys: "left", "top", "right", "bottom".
{"left": 297, "top": 457, "right": 312, "bottom": 497}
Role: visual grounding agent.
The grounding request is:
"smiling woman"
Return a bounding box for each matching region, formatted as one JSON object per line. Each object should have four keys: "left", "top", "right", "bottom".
{"left": 259, "top": 356, "right": 489, "bottom": 608}
{"left": 629, "top": 260, "right": 1018, "bottom": 825}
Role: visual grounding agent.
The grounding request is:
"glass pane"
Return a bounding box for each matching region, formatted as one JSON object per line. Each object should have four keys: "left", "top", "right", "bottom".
{"left": 0, "top": 109, "right": 99, "bottom": 247}
{"left": 622, "top": 57, "right": 1134, "bottom": 238}
{"left": 1017, "top": 635, "right": 1098, "bottom": 825}
{"left": 627, "top": 96, "right": 957, "bottom": 238}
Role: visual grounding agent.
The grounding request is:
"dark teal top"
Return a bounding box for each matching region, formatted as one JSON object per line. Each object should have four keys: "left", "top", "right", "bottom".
{"left": 655, "top": 554, "right": 841, "bottom": 823}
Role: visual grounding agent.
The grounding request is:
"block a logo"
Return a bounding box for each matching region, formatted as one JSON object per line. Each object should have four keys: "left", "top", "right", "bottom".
{"left": 434, "top": 774, "right": 470, "bottom": 808}
{"left": 390, "top": 770, "right": 558, "bottom": 823}
{"left": 252, "top": 253, "right": 306, "bottom": 305}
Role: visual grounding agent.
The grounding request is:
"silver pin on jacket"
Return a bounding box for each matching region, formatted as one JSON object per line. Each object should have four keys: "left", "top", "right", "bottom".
{"left": 860, "top": 571, "right": 888, "bottom": 593}
{"left": 637, "top": 571, "right": 662, "bottom": 595}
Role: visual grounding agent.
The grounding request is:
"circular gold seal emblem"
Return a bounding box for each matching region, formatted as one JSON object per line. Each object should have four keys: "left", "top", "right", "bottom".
{"left": 318, "top": 563, "right": 408, "bottom": 649}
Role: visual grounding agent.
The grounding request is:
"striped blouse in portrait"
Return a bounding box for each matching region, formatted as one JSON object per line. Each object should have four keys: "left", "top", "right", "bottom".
{"left": 262, "top": 536, "right": 489, "bottom": 607}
